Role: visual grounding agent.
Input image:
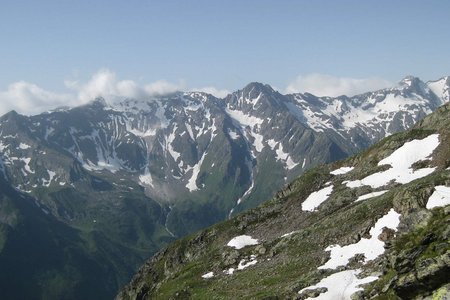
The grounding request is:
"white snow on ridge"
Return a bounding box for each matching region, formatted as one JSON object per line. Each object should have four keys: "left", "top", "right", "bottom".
{"left": 346, "top": 134, "right": 440, "bottom": 189}
{"left": 331, "top": 166, "right": 354, "bottom": 175}
{"left": 356, "top": 190, "right": 388, "bottom": 202}
{"left": 319, "top": 209, "right": 400, "bottom": 270}
{"left": 291, "top": 90, "right": 434, "bottom": 136}
{"left": 302, "top": 185, "right": 333, "bottom": 212}
{"left": 299, "top": 269, "right": 378, "bottom": 300}
{"left": 340, "top": 94, "right": 430, "bottom": 131}
{"left": 426, "top": 186, "right": 450, "bottom": 209}
{"left": 227, "top": 235, "right": 259, "bottom": 249}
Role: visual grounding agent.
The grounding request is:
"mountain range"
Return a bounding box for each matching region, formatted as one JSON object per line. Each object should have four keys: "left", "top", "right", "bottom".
{"left": 0, "top": 75, "right": 449, "bottom": 299}
{"left": 118, "top": 101, "right": 450, "bottom": 299}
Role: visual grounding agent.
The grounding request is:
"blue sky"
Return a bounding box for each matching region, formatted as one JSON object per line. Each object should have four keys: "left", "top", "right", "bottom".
{"left": 1, "top": 0, "right": 450, "bottom": 114}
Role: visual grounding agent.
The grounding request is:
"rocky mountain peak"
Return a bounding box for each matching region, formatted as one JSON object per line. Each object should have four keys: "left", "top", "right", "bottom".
{"left": 90, "top": 96, "right": 108, "bottom": 107}
{"left": 0, "top": 110, "right": 20, "bottom": 121}
{"left": 399, "top": 75, "right": 422, "bottom": 87}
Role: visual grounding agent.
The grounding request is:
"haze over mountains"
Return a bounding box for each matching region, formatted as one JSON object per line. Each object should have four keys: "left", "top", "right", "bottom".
{"left": 0, "top": 75, "right": 449, "bottom": 299}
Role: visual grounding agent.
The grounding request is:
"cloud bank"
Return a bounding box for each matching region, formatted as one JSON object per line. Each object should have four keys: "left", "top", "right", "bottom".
{"left": 0, "top": 70, "right": 227, "bottom": 116}
{"left": 190, "top": 86, "right": 230, "bottom": 98}
{"left": 286, "top": 74, "right": 392, "bottom": 97}
{"left": 0, "top": 70, "right": 393, "bottom": 116}
{"left": 0, "top": 81, "right": 74, "bottom": 116}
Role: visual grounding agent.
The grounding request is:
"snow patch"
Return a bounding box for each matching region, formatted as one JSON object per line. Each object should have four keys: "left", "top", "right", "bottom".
{"left": 166, "top": 125, "right": 181, "bottom": 161}
{"left": 237, "top": 258, "right": 258, "bottom": 270}
{"left": 225, "top": 107, "right": 265, "bottom": 153}
{"left": 21, "top": 157, "right": 34, "bottom": 174}
{"left": 186, "top": 152, "right": 206, "bottom": 192}
{"left": 224, "top": 268, "right": 235, "bottom": 275}
{"left": 228, "top": 129, "right": 239, "bottom": 140}
{"left": 299, "top": 269, "right": 378, "bottom": 299}
{"left": 331, "top": 166, "right": 354, "bottom": 175}
{"left": 201, "top": 272, "right": 214, "bottom": 279}
{"left": 356, "top": 190, "right": 388, "bottom": 202}
{"left": 426, "top": 186, "right": 450, "bottom": 209}
{"left": 319, "top": 209, "right": 400, "bottom": 269}
{"left": 346, "top": 134, "right": 440, "bottom": 189}
{"left": 42, "top": 170, "right": 56, "bottom": 187}
{"left": 18, "top": 143, "right": 31, "bottom": 150}
{"left": 281, "top": 231, "right": 297, "bottom": 238}
{"left": 302, "top": 185, "right": 334, "bottom": 212}
{"left": 139, "top": 167, "right": 154, "bottom": 188}
{"left": 227, "top": 235, "right": 259, "bottom": 249}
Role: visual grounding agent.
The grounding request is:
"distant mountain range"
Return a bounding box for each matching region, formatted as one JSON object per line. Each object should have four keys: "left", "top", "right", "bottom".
{"left": 0, "top": 75, "right": 448, "bottom": 299}
{"left": 118, "top": 100, "right": 450, "bottom": 300}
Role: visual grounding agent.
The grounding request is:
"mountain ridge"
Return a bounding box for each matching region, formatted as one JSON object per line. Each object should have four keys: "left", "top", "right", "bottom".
{"left": 0, "top": 75, "right": 449, "bottom": 299}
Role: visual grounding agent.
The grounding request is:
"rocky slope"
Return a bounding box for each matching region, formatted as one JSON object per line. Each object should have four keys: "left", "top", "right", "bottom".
{"left": 117, "top": 102, "right": 450, "bottom": 299}
{"left": 0, "top": 76, "right": 448, "bottom": 299}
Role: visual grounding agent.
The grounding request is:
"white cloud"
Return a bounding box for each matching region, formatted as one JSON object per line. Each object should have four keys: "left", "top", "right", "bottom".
{"left": 0, "top": 81, "right": 75, "bottom": 116}
{"left": 67, "top": 69, "right": 149, "bottom": 101}
{"left": 190, "top": 86, "right": 230, "bottom": 98}
{"left": 286, "top": 73, "right": 392, "bottom": 97}
{"left": 0, "top": 69, "right": 193, "bottom": 116}
{"left": 144, "top": 79, "right": 186, "bottom": 96}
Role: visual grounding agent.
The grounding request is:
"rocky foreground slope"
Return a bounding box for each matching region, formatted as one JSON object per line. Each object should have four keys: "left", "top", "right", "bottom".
{"left": 118, "top": 103, "right": 450, "bottom": 299}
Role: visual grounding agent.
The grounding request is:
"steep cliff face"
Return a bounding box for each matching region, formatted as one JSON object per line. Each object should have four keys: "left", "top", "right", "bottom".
{"left": 117, "top": 103, "right": 450, "bottom": 300}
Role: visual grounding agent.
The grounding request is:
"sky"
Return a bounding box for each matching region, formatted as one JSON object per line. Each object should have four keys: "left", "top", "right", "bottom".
{"left": 1, "top": 0, "right": 450, "bottom": 115}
